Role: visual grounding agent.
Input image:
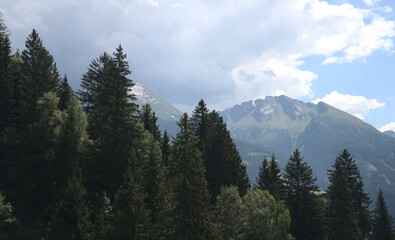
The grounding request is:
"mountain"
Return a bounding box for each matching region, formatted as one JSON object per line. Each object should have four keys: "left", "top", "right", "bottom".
{"left": 384, "top": 130, "right": 395, "bottom": 138}
{"left": 220, "top": 96, "right": 395, "bottom": 216}
{"left": 128, "top": 85, "right": 395, "bottom": 216}
{"left": 130, "top": 82, "right": 182, "bottom": 136}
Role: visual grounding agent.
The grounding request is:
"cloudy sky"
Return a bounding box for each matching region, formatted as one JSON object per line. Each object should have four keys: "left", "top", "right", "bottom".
{"left": 1, "top": 0, "right": 395, "bottom": 131}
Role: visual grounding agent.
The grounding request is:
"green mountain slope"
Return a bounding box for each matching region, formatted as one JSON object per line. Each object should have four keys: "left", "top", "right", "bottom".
{"left": 220, "top": 96, "right": 395, "bottom": 216}
{"left": 130, "top": 82, "right": 182, "bottom": 136}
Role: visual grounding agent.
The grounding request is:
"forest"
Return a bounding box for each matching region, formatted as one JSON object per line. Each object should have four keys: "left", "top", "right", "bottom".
{"left": 0, "top": 15, "right": 394, "bottom": 240}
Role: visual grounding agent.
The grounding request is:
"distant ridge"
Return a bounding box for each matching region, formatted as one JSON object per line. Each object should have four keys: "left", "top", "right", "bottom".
{"left": 383, "top": 130, "right": 395, "bottom": 138}
{"left": 219, "top": 96, "right": 395, "bottom": 216}
{"left": 130, "top": 82, "right": 182, "bottom": 136}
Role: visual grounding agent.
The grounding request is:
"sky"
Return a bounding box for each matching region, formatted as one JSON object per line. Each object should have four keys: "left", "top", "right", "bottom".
{"left": 1, "top": 0, "right": 395, "bottom": 131}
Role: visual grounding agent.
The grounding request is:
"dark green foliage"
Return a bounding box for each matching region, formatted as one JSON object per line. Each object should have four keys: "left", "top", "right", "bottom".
{"left": 191, "top": 100, "right": 250, "bottom": 202}
{"left": 327, "top": 150, "right": 362, "bottom": 240}
{"left": 213, "top": 186, "right": 245, "bottom": 240}
{"left": 59, "top": 74, "right": 74, "bottom": 111}
{"left": 136, "top": 130, "right": 165, "bottom": 226}
{"left": 110, "top": 164, "right": 151, "bottom": 240}
{"left": 0, "top": 14, "right": 12, "bottom": 134}
{"left": 79, "top": 45, "right": 138, "bottom": 197}
{"left": 139, "top": 104, "right": 161, "bottom": 142}
{"left": 45, "top": 168, "right": 92, "bottom": 240}
{"left": 283, "top": 149, "right": 325, "bottom": 240}
{"left": 160, "top": 130, "right": 171, "bottom": 166}
{"left": 20, "top": 29, "right": 60, "bottom": 122}
{"left": 256, "top": 154, "right": 284, "bottom": 200}
{"left": 0, "top": 191, "right": 17, "bottom": 240}
{"left": 372, "top": 189, "right": 394, "bottom": 240}
{"left": 92, "top": 192, "right": 112, "bottom": 240}
{"left": 168, "top": 113, "right": 212, "bottom": 239}
{"left": 327, "top": 150, "right": 371, "bottom": 240}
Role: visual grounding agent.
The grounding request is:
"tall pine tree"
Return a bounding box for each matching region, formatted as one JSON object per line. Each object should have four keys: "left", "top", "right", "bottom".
{"left": 327, "top": 149, "right": 371, "bottom": 240}
{"left": 45, "top": 167, "right": 92, "bottom": 240}
{"left": 327, "top": 150, "right": 362, "bottom": 240}
{"left": 372, "top": 189, "right": 394, "bottom": 240}
{"left": 168, "top": 113, "right": 212, "bottom": 239}
{"left": 283, "top": 149, "right": 325, "bottom": 240}
{"left": 191, "top": 100, "right": 250, "bottom": 202}
{"left": 78, "top": 45, "right": 138, "bottom": 197}
{"left": 139, "top": 104, "right": 161, "bottom": 142}
{"left": 256, "top": 154, "right": 284, "bottom": 200}
{"left": 0, "top": 14, "right": 12, "bottom": 135}
{"left": 110, "top": 163, "right": 151, "bottom": 240}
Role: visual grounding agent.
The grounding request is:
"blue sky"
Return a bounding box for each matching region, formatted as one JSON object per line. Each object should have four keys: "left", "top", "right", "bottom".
{"left": 1, "top": 0, "right": 395, "bottom": 131}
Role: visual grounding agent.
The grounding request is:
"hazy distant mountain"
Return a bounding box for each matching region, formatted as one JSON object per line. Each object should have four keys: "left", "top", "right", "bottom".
{"left": 129, "top": 85, "right": 395, "bottom": 216}
{"left": 383, "top": 130, "right": 395, "bottom": 138}
{"left": 130, "top": 82, "right": 182, "bottom": 136}
{"left": 220, "top": 96, "right": 395, "bottom": 216}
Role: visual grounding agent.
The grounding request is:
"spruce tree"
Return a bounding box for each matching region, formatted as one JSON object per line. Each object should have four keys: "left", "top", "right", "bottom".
{"left": 169, "top": 113, "right": 212, "bottom": 239}
{"left": 256, "top": 154, "right": 284, "bottom": 200}
{"left": 78, "top": 45, "right": 138, "bottom": 197}
{"left": 110, "top": 163, "right": 151, "bottom": 240}
{"left": 59, "top": 74, "right": 74, "bottom": 111}
{"left": 0, "top": 14, "right": 12, "bottom": 134}
{"left": 136, "top": 130, "right": 165, "bottom": 226}
{"left": 139, "top": 104, "right": 161, "bottom": 142}
{"left": 283, "top": 149, "right": 325, "bottom": 240}
{"left": 92, "top": 192, "right": 112, "bottom": 240}
{"left": 372, "top": 189, "right": 394, "bottom": 240}
{"left": 341, "top": 150, "right": 372, "bottom": 239}
{"left": 327, "top": 151, "right": 361, "bottom": 240}
{"left": 20, "top": 29, "right": 60, "bottom": 122}
{"left": 160, "top": 130, "right": 171, "bottom": 166}
{"left": 45, "top": 167, "right": 92, "bottom": 240}
{"left": 191, "top": 100, "right": 250, "bottom": 202}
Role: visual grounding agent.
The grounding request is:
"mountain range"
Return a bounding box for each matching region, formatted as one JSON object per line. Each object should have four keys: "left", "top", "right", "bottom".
{"left": 131, "top": 83, "right": 395, "bottom": 216}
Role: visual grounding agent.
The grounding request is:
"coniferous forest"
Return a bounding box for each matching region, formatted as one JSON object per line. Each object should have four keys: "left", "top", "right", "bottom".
{"left": 1, "top": 15, "right": 395, "bottom": 240}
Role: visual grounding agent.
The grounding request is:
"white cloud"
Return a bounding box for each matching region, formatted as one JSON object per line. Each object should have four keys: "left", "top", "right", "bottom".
{"left": 379, "top": 122, "right": 395, "bottom": 132}
{"left": 313, "top": 91, "right": 385, "bottom": 119}
{"left": 363, "top": 0, "right": 380, "bottom": 7}
{"left": 231, "top": 53, "right": 316, "bottom": 103}
{"left": 1, "top": 0, "right": 395, "bottom": 111}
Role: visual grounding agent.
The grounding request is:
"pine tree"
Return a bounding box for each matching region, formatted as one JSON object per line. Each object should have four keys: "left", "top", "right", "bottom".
{"left": 136, "top": 130, "right": 165, "bottom": 226}
{"left": 139, "top": 104, "right": 161, "bottom": 142}
{"left": 110, "top": 163, "right": 151, "bottom": 240}
{"left": 283, "top": 149, "right": 325, "bottom": 240}
{"left": 92, "top": 192, "right": 112, "bottom": 240}
{"left": 59, "top": 74, "right": 74, "bottom": 111}
{"left": 256, "top": 154, "right": 284, "bottom": 200}
{"left": 327, "top": 150, "right": 361, "bottom": 240}
{"left": 55, "top": 95, "right": 89, "bottom": 199}
{"left": 191, "top": 100, "right": 250, "bottom": 202}
{"left": 341, "top": 150, "right": 372, "bottom": 239}
{"left": 256, "top": 157, "right": 270, "bottom": 190}
{"left": 160, "top": 130, "right": 171, "bottom": 166}
{"left": 0, "top": 14, "right": 12, "bottom": 134}
{"left": 372, "top": 189, "right": 394, "bottom": 240}
{"left": 168, "top": 113, "right": 212, "bottom": 239}
{"left": 45, "top": 167, "right": 92, "bottom": 240}
{"left": 78, "top": 45, "right": 138, "bottom": 197}
{"left": 20, "top": 29, "right": 60, "bottom": 122}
